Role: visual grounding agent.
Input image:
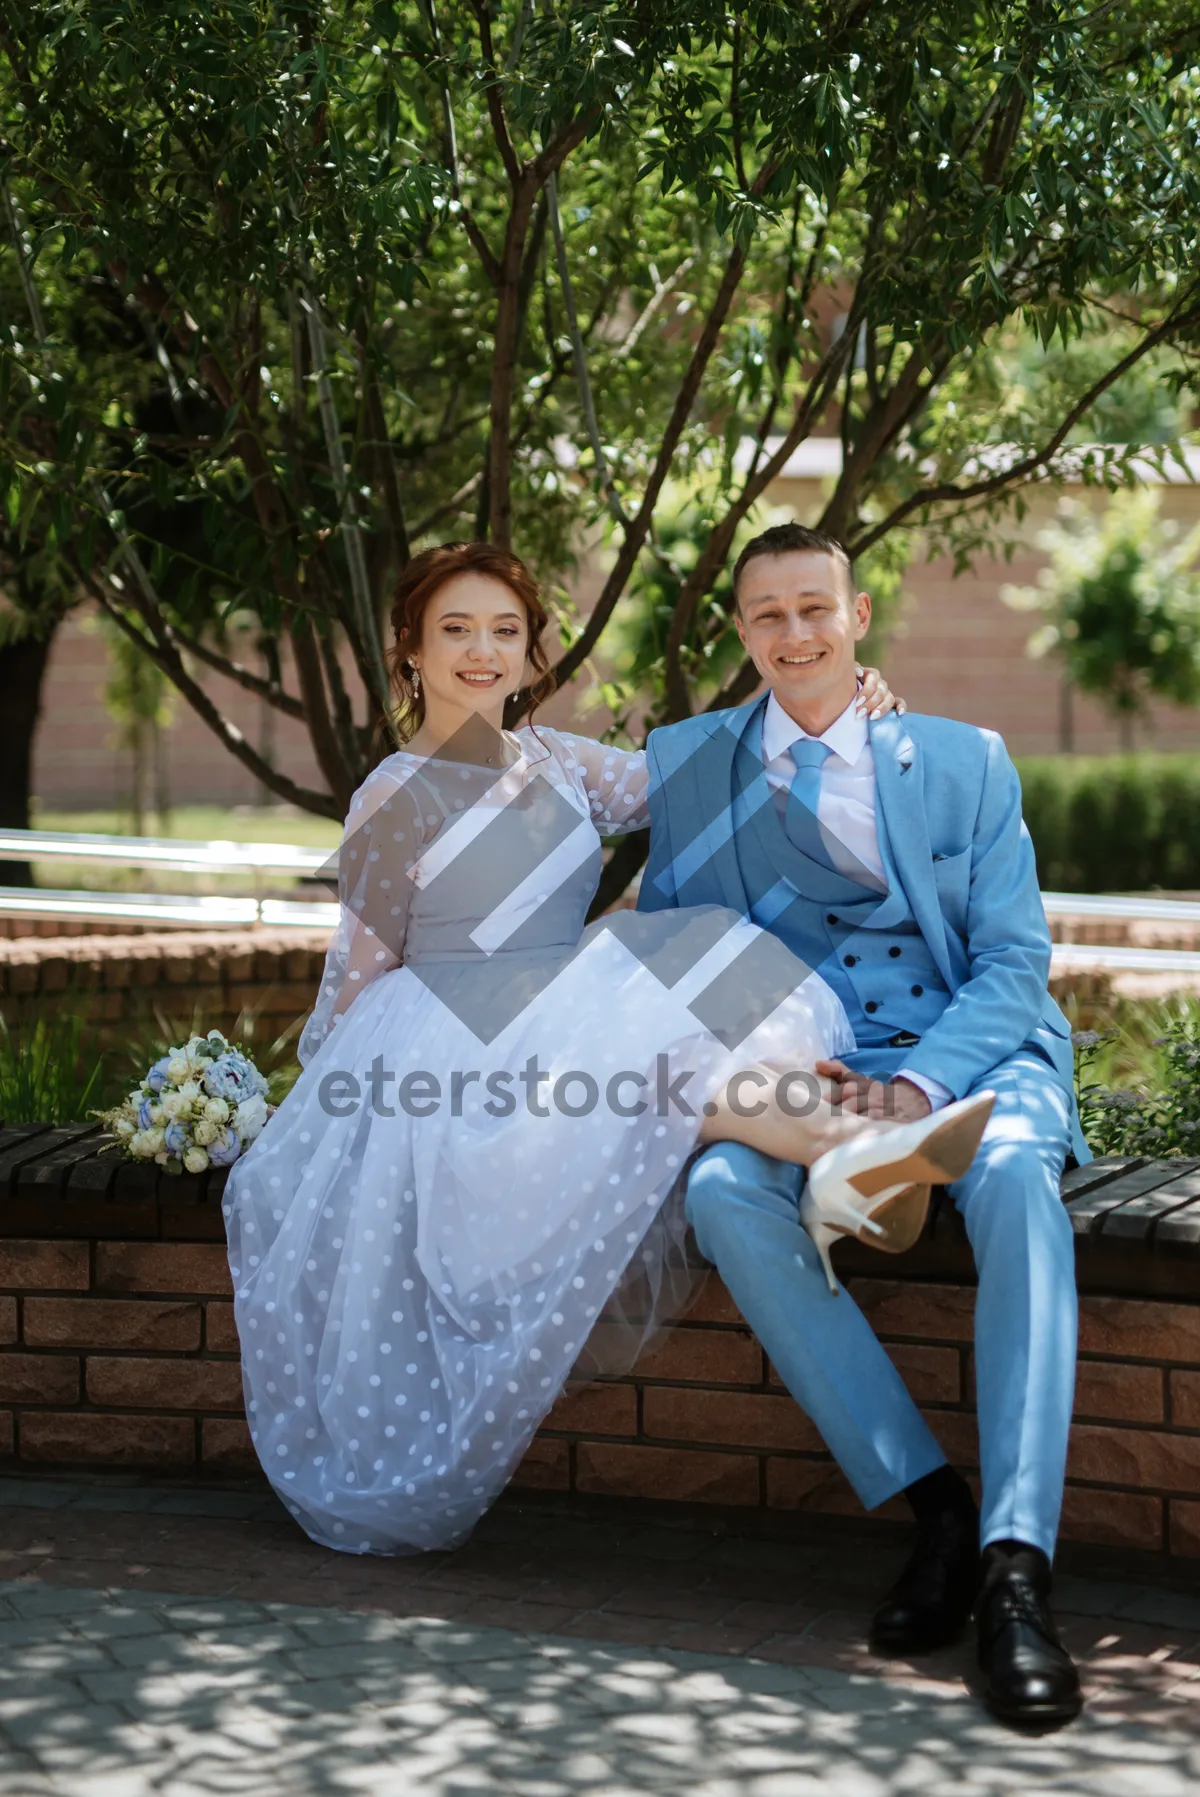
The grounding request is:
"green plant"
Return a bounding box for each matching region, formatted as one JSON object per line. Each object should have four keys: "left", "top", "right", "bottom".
{"left": 1003, "top": 491, "right": 1200, "bottom": 750}
{"left": 113, "top": 1002, "right": 304, "bottom": 1108}
{"left": 0, "top": 1008, "right": 110, "bottom": 1125}
{"left": 1016, "top": 753, "right": 1200, "bottom": 892}
{"left": 3, "top": 0, "right": 1199, "bottom": 879}
{"left": 1074, "top": 1002, "right": 1200, "bottom": 1157}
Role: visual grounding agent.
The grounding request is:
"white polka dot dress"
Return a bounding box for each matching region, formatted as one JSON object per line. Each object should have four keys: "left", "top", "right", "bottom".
{"left": 223, "top": 726, "right": 851, "bottom": 1554}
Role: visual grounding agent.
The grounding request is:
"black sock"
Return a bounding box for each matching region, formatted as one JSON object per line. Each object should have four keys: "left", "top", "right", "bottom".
{"left": 981, "top": 1537, "right": 1051, "bottom": 1592}
{"left": 904, "top": 1464, "right": 976, "bottom": 1526}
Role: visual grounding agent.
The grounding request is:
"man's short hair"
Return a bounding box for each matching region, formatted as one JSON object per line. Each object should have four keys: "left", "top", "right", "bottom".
{"left": 732, "top": 523, "right": 856, "bottom": 608}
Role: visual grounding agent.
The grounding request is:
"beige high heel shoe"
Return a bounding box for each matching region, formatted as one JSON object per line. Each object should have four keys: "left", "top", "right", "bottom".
{"left": 801, "top": 1090, "right": 996, "bottom": 1294}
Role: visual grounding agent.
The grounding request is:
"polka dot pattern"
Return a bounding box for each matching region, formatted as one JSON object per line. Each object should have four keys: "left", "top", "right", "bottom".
{"left": 224, "top": 723, "right": 853, "bottom": 1555}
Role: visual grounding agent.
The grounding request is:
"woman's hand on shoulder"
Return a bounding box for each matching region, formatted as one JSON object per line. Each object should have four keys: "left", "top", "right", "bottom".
{"left": 855, "top": 664, "right": 907, "bottom": 721}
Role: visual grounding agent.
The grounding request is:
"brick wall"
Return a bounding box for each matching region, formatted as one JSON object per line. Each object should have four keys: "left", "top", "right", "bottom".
{"left": 3, "top": 1231, "right": 1200, "bottom": 1556}
{"left": 5, "top": 920, "right": 1185, "bottom": 1051}
{"left": 30, "top": 477, "right": 1200, "bottom": 815}
{"left": 0, "top": 928, "right": 331, "bottom": 1051}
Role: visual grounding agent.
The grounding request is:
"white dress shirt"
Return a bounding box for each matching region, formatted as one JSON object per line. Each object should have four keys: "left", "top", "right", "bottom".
{"left": 761, "top": 690, "right": 952, "bottom": 1113}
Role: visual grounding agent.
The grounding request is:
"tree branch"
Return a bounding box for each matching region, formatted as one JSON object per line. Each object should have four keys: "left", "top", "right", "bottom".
{"left": 656, "top": 305, "right": 858, "bottom": 719}
{"left": 161, "top": 621, "right": 306, "bottom": 720}
{"left": 409, "top": 472, "right": 484, "bottom": 540}
{"left": 547, "top": 171, "right": 629, "bottom": 528}
{"left": 544, "top": 161, "right": 781, "bottom": 698}
{"left": 730, "top": 16, "right": 748, "bottom": 192}
{"left": 421, "top": 0, "right": 501, "bottom": 285}
{"left": 617, "top": 253, "right": 696, "bottom": 359}
{"left": 850, "top": 299, "right": 1200, "bottom": 557}
{"left": 300, "top": 284, "right": 397, "bottom": 740}
{"left": 356, "top": 310, "right": 411, "bottom": 599}
{"left": 472, "top": 0, "right": 522, "bottom": 186}
{"left": 78, "top": 570, "right": 341, "bottom": 818}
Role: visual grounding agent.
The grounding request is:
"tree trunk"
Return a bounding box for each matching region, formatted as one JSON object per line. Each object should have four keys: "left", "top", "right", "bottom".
{"left": 1059, "top": 670, "right": 1074, "bottom": 754}
{"left": 0, "top": 627, "right": 55, "bottom": 885}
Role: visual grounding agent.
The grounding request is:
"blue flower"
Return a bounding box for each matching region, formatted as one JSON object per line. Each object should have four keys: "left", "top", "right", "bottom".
{"left": 144, "top": 1056, "right": 173, "bottom": 1094}
{"left": 137, "top": 1097, "right": 155, "bottom": 1129}
{"left": 202, "top": 1052, "right": 260, "bottom": 1104}
{"left": 205, "top": 1127, "right": 244, "bottom": 1167}
{"left": 163, "top": 1120, "right": 189, "bottom": 1157}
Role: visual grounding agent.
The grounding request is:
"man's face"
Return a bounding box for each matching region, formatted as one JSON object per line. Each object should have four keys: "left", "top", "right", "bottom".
{"left": 735, "top": 550, "right": 871, "bottom": 716}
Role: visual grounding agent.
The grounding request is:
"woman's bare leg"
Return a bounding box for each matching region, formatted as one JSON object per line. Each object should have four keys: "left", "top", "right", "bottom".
{"left": 697, "top": 1061, "right": 894, "bottom": 1166}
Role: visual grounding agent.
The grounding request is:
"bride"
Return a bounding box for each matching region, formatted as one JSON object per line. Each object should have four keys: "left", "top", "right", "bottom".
{"left": 223, "top": 540, "right": 991, "bottom": 1555}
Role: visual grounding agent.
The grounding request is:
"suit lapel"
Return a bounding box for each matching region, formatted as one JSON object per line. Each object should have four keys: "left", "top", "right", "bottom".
{"left": 678, "top": 697, "right": 763, "bottom": 914}
{"left": 870, "top": 716, "right": 955, "bottom": 988}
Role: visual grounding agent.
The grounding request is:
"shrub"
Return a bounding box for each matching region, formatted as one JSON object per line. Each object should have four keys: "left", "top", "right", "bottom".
{"left": 1016, "top": 753, "right": 1200, "bottom": 891}
{"left": 1074, "top": 1003, "right": 1200, "bottom": 1156}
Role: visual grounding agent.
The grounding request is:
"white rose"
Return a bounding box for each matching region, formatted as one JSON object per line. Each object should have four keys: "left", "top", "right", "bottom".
{"left": 183, "top": 1146, "right": 210, "bottom": 1174}
{"left": 178, "top": 1079, "right": 202, "bottom": 1103}
{"left": 166, "top": 1055, "right": 190, "bottom": 1084}
{"left": 113, "top": 1117, "right": 136, "bottom": 1140}
{"left": 160, "top": 1092, "right": 185, "bottom": 1119}
{"left": 192, "top": 1119, "right": 218, "bottom": 1147}
{"left": 234, "top": 1093, "right": 268, "bottom": 1141}
{"left": 143, "top": 1126, "right": 165, "bottom": 1154}
{"left": 203, "top": 1097, "right": 230, "bottom": 1123}
{"left": 129, "top": 1130, "right": 156, "bottom": 1159}
{"left": 154, "top": 1150, "right": 169, "bottom": 1165}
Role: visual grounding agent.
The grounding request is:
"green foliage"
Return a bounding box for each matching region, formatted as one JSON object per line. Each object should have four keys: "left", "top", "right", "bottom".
{"left": 1074, "top": 1003, "right": 1200, "bottom": 1157}
{"left": 1004, "top": 491, "right": 1200, "bottom": 726}
{"left": 107, "top": 1001, "right": 304, "bottom": 1109}
{"left": 0, "top": 1007, "right": 110, "bottom": 1124}
{"left": 1, "top": 2, "right": 1199, "bottom": 847}
{"left": 0, "top": 982, "right": 305, "bottom": 1128}
{"left": 1016, "top": 752, "right": 1200, "bottom": 892}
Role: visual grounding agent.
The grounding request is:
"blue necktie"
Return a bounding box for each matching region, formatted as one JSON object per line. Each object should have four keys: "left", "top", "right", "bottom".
{"left": 785, "top": 738, "right": 835, "bottom": 866}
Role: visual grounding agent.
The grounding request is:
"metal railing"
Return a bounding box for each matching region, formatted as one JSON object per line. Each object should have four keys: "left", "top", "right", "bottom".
{"left": 0, "top": 826, "right": 328, "bottom": 877}
{"left": 0, "top": 826, "right": 336, "bottom": 930}
{"left": 2, "top": 828, "right": 1200, "bottom": 969}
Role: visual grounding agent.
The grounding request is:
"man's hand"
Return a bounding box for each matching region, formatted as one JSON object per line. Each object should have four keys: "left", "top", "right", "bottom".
{"left": 815, "top": 1061, "right": 932, "bottom": 1123}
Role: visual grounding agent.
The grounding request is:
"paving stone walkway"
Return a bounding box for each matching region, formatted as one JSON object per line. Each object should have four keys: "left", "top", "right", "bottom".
{"left": 2, "top": 1476, "right": 1200, "bottom": 1794}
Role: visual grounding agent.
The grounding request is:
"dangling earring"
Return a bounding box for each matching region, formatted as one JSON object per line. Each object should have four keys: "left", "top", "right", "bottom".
{"left": 410, "top": 666, "right": 420, "bottom": 697}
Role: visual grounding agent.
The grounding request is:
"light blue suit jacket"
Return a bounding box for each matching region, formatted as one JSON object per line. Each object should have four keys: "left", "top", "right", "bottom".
{"left": 638, "top": 696, "right": 1090, "bottom": 1166}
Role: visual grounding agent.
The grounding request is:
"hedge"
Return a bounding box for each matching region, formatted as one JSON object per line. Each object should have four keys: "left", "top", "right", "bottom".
{"left": 1016, "top": 754, "right": 1200, "bottom": 893}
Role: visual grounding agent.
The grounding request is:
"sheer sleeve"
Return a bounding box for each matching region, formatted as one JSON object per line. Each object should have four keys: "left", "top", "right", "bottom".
{"left": 297, "top": 758, "right": 424, "bottom": 1066}
{"left": 541, "top": 729, "right": 649, "bottom": 836}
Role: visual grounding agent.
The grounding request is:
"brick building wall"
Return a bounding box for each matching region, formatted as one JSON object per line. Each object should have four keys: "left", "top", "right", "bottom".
{"left": 30, "top": 460, "right": 1200, "bottom": 814}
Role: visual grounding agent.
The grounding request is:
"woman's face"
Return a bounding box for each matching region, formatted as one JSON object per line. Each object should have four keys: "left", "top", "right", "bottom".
{"left": 408, "top": 573, "right": 531, "bottom": 726}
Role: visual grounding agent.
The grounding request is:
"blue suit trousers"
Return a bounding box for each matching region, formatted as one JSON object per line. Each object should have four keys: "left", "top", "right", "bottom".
{"left": 685, "top": 1051, "right": 1077, "bottom": 1558}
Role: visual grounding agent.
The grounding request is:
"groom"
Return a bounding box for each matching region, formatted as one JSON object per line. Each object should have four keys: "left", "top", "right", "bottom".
{"left": 638, "top": 522, "right": 1086, "bottom": 1726}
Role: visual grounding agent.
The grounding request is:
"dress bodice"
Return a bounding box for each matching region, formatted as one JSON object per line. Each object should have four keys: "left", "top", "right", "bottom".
{"left": 298, "top": 725, "right": 648, "bottom": 1063}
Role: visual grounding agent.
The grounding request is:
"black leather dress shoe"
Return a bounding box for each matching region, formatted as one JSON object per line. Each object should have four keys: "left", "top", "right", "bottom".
{"left": 870, "top": 1504, "right": 981, "bottom": 1655}
{"left": 976, "top": 1567, "right": 1082, "bottom": 1726}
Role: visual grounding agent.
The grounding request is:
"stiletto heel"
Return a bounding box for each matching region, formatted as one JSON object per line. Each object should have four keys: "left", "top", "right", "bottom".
{"left": 804, "top": 1218, "right": 843, "bottom": 1297}
{"left": 802, "top": 1091, "right": 996, "bottom": 1293}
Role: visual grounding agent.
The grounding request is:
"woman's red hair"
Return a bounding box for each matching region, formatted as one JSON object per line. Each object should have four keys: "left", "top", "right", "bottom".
{"left": 385, "top": 541, "right": 557, "bottom": 742}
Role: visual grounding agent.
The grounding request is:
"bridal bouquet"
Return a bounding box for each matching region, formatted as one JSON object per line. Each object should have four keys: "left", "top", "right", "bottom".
{"left": 96, "top": 1030, "right": 273, "bottom": 1175}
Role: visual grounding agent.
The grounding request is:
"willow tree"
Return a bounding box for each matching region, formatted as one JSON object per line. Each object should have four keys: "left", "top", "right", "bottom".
{"left": 2, "top": 3, "right": 1198, "bottom": 893}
